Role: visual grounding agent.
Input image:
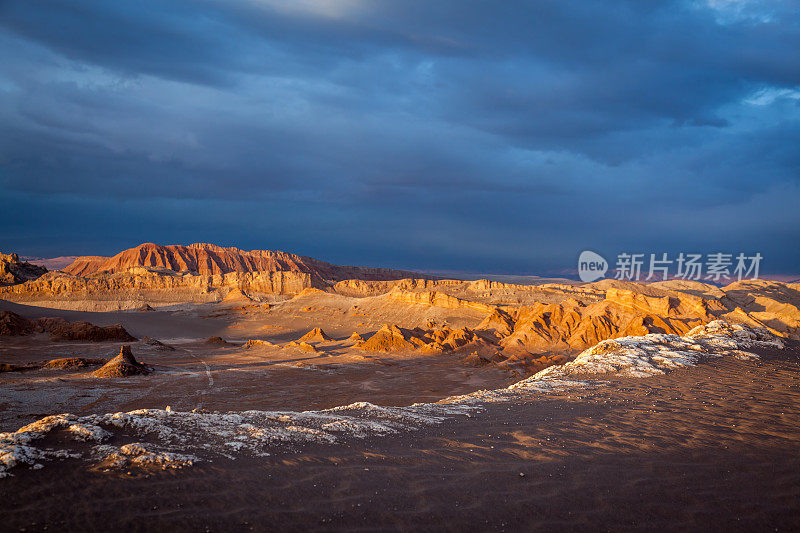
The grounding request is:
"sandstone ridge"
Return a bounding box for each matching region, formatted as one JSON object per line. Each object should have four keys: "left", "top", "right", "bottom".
{"left": 63, "top": 243, "right": 424, "bottom": 283}
{"left": 346, "top": 280, "right": 800, "bottom": 370}
{"left": 0, "top": 243, "right": 434, "bottom": 310}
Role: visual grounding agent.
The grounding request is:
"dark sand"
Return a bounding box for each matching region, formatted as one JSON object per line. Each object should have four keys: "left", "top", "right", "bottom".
{"left": 0, "top": 335, "right": 516, "bottom": 432}
{"left": 0, "top": 301, "right": 516, "bottom": 432}
{"left": 3, "top": 343, "right": 800, "bottom": 532}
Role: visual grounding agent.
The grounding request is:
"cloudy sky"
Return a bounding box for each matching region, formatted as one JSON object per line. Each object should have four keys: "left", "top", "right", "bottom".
{"left": 0, "top": 0, "right": 798, "bottom": 274}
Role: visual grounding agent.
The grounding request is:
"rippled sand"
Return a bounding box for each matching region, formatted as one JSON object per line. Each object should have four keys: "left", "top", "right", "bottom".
{"left": 3, "top": 340, "right": 799, "bottom": 531}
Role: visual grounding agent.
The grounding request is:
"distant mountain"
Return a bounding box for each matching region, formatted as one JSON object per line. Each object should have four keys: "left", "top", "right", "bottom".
{"left": 22, "top": 256, "right": 79, "bottom": 271}
{"left": 62, "top": 243, "right": 428, "bottom": 284}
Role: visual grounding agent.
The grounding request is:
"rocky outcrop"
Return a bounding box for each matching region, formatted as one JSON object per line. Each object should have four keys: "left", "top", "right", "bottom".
{"left": 140, "top": 337, "right": 175, "bottom": 351}
{"left": 480, "top": 281, "right": 797, "bottom": 355}
{"left": 650, "top": 279, "right": 726, "bottom": 299}
{"left": 416, "top": 326, "right": 492, "bottom": 355}
{"left": 43, "top": 357, "right": 107, "bottom": 370}
{"left": 298, "top": 327, "right": 332, "bottom": 343}
{"left": 333, "top": 278, "right": 461, "bottom": 297}
{"left": 356, "top": 324, "right": 423, "bottom": 352}
{"left": 336, "top": 284, "right": 722, "bottom": 357}
{"left": 604, "top": 288, "right": 725, "bottom": 320}
{"left": 334, "top": 277, "right": 608, "bottom": 309}
{"left": 285, "top": 340, "right": 318, "bottom": 353}
{"left": 353, "top": 285, "right": 731, "bottom": 363}
{"left": 0, "top": 253, "right": 47, "bottom": 286}
{"left": 334, "top": 277, "right": 591, "bottom": 298}
{"left": 0, "top": 357, "right": 107, "bottom": 373}
{"left": 1, "top": 243, "right": 435, "bottom": 310}
{"left": 717, "top": 280, "right": 800, "bottom": 338}
{"left": 204, "top": 336, "right": 231, "bottom": 346}
{"left": 63, "top": 242, "right": 426, "bottom": 284}
{"left": 0, "top": 310, "right": 36, "bottom": 335}
{"left": 347, "top": 332, "right": 364, "bottom": 343}
{"left": 354, "top": 323, "right": 552, "bottom": 374}
{"left": 2, "top": 268, "right": 314, "bottom": 296}
{"left": 222, "top": 288, "right": 252, "bottom": 302}
{"left": 92, "top": 346, "right": 150, "bottom": 377}
{"left": 386, "top": 288, "right": 496, "bottom": 314}
{"left": 476, "top": 308, "right": 515, "bottom": 337}
{"left": 356, "top": 278, "right": 796, "bottom": 372}
{"left": 509, "top": 320, "right": 782, "bottom": 384}
{"left": 0, "top": 311, "right": 135, "bottom": 342}
{"left": 0, "top": 268, "right": 317, "bottom": 310}
{"left": 244, "top": 339, "right": 274, "bottom": 349}
{"left": 356, "top": 323, "right": 492, "bottom": 356}
{"left": 0, "top": 362, "right": 40, "bottom": 373}
{"left": 332, "top": 278, "right": 800, "bottom": 374}
{"left": 487, "top": 297, "right": 706, "bottom": 354}
{"left": 36, "top": 317, "right": 136, "bottom": 342}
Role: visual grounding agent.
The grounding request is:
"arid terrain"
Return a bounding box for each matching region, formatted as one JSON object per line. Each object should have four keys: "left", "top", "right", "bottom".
{"left": 2, "top": 244, "right": 800, "bottom": 530}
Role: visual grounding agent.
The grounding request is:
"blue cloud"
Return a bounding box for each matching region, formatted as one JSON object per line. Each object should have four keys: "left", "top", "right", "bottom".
{"left": 0, "top": 0, "right": 798, "bottom": 273}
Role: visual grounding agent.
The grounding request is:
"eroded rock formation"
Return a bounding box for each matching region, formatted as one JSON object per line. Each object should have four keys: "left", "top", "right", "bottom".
{"left": 0, "top": 243, "right": 436, "bottom": 309}
{"left": 349, "top": 280, "right": 800, "bottom": 373}
{"left": 354, "top": 323, "right": 565, "bottom": 374}
{"left": 1, "top": 357, "right": 107, "bottom": 373}
{"left": 43, "top": 357, "right": 108, "bottom": 370}
{"left": 0, "top": 268, "right": 316, "bottom": 310}
{"left": 0, "top": 310, "right": 36, "bottom": 335}
{"left": 0, "top": 253, "right": 47, "bottom": 286}
{"left": 63, "top": 242, "right": 425, "bottom": 283}
{"left": 37, "top": 317, "right": 137, "bottom": 342}
{"left": 92, "top": 346, "right": 150, "bottom": 377}
{"left": 0, "top": 311, "right": 135, "bottom": 342}
{"left": 298, "top": 327, "right": 332, "bottom": 343}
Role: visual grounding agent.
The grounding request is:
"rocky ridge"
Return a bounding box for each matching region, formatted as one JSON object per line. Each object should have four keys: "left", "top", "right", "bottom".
{"left": 0, "top": 311, "right": 135, "bottom": 342}
{"left": 0, "top": 243, "right": 434, "bottom": 309}
{"left": 337, "top": 279, "right": 800, "bottom": 373}
{"left": 63, "top": 243, "right": 424, "bottom": 283}
{"left": 0, "top": 253, "right": 47, "bottom": 286}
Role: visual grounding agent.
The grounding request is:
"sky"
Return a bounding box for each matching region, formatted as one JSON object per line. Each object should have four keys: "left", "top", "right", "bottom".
{"left": 0, "top": 0, "right": 798, "bottom": 275}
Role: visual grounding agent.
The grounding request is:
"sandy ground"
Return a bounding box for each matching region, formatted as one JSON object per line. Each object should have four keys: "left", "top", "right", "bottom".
{"left": 1, "top": 340, "right": 799, "bottom": 531}
{"left": 0, "top": 301, "right": 516, "bottom": 432}
{"left": 2, "top": 297, "right": 800, "bottom": 531}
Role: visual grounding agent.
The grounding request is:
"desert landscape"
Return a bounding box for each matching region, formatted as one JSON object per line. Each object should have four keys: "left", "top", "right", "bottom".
{"left": 2, "top": 244, "right": 800, "bottom": 529}
{"left": 3, "top": 1, "right": 800, "bottom": 530}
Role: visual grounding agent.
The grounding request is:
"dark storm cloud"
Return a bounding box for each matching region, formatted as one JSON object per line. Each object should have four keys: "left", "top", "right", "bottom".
{"left": 0, "top": 0, "right": 798, "bottom": 273}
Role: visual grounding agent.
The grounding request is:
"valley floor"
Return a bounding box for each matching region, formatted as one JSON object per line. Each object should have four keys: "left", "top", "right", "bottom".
{"left": 0, "top": 301, "right": 516, "bottom": 433}
{"left": 2, "top": 341, "right": 799, "bottom": 531}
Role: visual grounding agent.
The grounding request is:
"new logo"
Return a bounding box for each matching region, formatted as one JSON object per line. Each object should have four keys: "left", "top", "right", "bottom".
{"left": 578, "top": 250, "right": 607, "bottom": 282}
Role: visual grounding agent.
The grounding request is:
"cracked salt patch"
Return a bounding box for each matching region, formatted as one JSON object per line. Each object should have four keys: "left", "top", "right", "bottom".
{"left": 0, "top": 321, "right": 783, "bottom": 478}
